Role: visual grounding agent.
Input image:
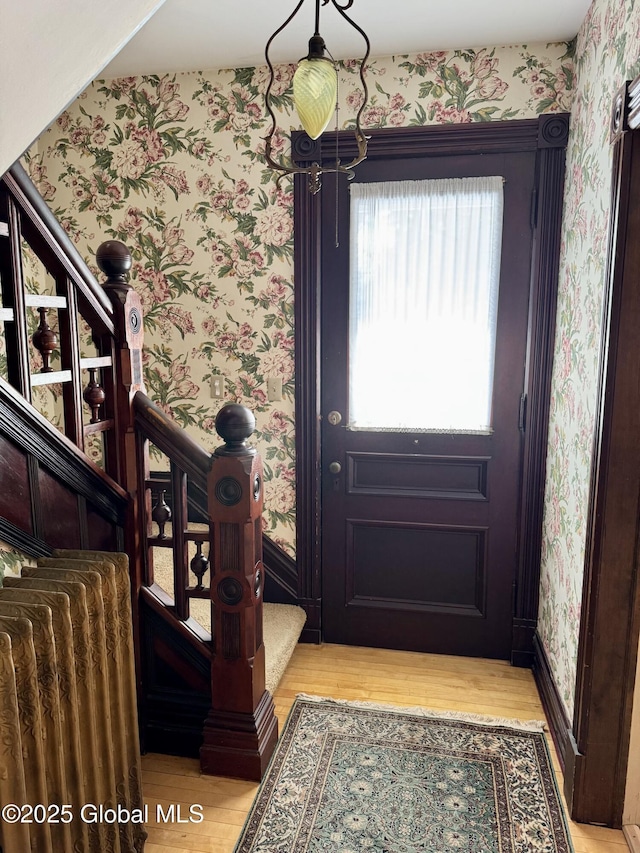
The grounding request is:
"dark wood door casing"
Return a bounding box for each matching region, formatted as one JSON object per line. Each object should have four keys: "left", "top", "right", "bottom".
{"left": 560, "top": 80, "right": 640, "bottom": 827}
{"left": 319, "top": 148, "right": 535, "bottom": 657}
{"left": 293, "top": 116, "right": 569, "bottom": 657}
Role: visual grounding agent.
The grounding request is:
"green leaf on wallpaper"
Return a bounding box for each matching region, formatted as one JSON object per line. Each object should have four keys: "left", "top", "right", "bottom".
{"left": 536, "top": 98, "right": 558, "bottom": 113}
{"left": 234, "top": 68, "right": 255, "bottom": 88}
{"left": 411, "top": 103, "right": 428, "bottom": 125}
{"left": 473, "top": 107, "right": 501, "bottom": 121}
{"left": 257, "top": 332, "right": 272, "bottom": 352}
{"left": 254, "top": 189, "right": 269, "bottom": 211}
{"left": 235, "top": 215, "right": 258, "bottom": 235}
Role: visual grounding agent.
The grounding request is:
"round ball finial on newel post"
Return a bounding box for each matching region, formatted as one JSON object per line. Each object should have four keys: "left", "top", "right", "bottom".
{"left": 96, "top": 240, "right": 133, "bottom": 296}
{"left": 214, "top": 403, "right": 257, "bottom": 457}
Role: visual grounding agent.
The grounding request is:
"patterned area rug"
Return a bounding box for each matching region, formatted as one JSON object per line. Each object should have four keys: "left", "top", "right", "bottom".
{"left": 234, "top": 695, "right": 572, "bottom": 853}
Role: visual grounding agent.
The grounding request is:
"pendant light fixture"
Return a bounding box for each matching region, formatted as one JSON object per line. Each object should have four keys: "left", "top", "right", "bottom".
{"left": 264, "top": 0, "right": 370, "bottom": 194}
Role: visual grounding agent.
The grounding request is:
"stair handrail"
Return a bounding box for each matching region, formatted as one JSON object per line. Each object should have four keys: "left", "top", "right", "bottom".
{"left": 3, "top": 163, "right": 113, "bottom": 327}
{"left": 133, "top": 391, "right": 210, "bottom": 490}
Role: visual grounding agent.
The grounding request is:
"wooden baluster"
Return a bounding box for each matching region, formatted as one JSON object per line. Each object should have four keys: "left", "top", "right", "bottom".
{"left": 200, "top": 403, "right": 278, "bottom": 781}
{"left": 190, "top": 542, "right": 208, "bottom": 590}
{"left": 32, "top": 306, "right": 57, "bottom": 372}
{"left": 83, "top": 367, "right": 106, "bottom": 423}
{"left": 151, "top": 489, "right": 171, "bottom": 539}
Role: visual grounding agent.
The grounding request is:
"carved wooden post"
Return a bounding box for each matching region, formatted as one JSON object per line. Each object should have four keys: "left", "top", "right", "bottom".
{"left": 96, "top": 241, "right": 148, "bottom": 726}
{"left": 200, "top": 404, "right": 278, "bottom": 780}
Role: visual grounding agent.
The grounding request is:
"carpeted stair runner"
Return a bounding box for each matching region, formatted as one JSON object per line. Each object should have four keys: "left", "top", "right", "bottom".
{"left": 149, "top": 536, "right": 306, "bottom": 695}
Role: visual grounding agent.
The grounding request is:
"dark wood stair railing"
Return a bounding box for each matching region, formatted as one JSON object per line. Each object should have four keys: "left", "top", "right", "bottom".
{"left": 99, "top": 242, "right": 278, "bottom": 780}
{"left": 0, "top": 163, "right": 278, "bottom": 780}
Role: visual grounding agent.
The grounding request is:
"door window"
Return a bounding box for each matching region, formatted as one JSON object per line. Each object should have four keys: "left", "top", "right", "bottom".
{"left": 348, "top": 176, "right": 504, "bottom": 433}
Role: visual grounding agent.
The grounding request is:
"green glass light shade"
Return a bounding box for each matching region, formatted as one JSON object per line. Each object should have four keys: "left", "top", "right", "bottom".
{"left": 293, "top": 57, "right": 337, "bottom": 140}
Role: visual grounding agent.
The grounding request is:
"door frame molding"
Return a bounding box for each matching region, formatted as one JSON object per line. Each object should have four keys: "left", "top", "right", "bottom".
{"left": 292, "top": 116, "right": 569, "bottom": 655}
{"left": 560, "top": 78, "right": 640, "bottom": 827}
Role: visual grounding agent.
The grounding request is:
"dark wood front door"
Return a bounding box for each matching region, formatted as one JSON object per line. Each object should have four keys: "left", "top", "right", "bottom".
{"left": 321, "top": 149, "right": 537, "bottom": 658}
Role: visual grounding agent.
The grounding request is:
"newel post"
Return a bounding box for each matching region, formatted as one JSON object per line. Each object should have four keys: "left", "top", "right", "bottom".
{"left": 200, "top": 404, "right": 278, "bottom": 780}
{"left": 96, "top": 241, "right": 147, "bottom": 710}
{"left": 96, "top": 240, "right": 146, "bottom": 481}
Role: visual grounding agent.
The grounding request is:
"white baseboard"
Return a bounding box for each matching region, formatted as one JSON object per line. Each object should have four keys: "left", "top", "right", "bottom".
{"left": 624, "top": 824, "right": 640, "bottom": 852}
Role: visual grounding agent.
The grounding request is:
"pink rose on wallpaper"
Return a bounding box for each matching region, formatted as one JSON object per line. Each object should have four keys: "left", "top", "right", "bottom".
{"left": 362, "top": 105, "right": 386, "bottom": 126}
{"left": 249, "top": 251, "right": 264, "bottom": 270}
{"left": 415, "top": 51, "right": 447, "bottom": 71}
{"left": 69, "top": 127, "right": 90, "bottom": 145}
{"left": 211, "top": 191, "right": 233, "bottom": 211}
{"left": 275, "top": 187, "right": 293, "bottom": 209}
{"left": 57, "top": 112, "right": 71, "bottom": 130}
{"left": 275, "top": 462, "right": 295, "bottom": 484}
{"left": 169, "top": 243, "right": 194, "bottom": 264}
{"left": 163, "top": 100, "right": 189, "bottom": 121}
{"left": 201, "top": 316, "right": 218, "bottom": 335}
{"left": 163, "top": 224, "right": 184, "bottom": 245}
{"left": 233, "top": 259, "right": 254, "bottom": 279}
{"left": 112, "top": 140, "right": 147, "bottom": 179}
{"left": 139, "top": 269, "right": 171, "bottom": 305}
{"left": 261, "top": 350, "right": 293, "bottom": 381}
{"left": 118, "top": 207, "right": 144, "bottom": 235}
{"left": 346, "top": 90, "right": 365, "bottom": 112}
{"left": 157, "top": 305, "right": 196, "bottom": 334}
{"left": 111, "top": 77, "right": 137, "bottom": 95}
{"left": 37, "top": 180, "right": 56, "bottom": 201}
{"left": 272, "top": 332, "right": 294, "bottom": 354}
{"left": 389, "top": 110, "right": 406, "bottom": 127}
{"left": 254, "top": 63, "right": 295, "bottom": 98}
{"left": 473, "top": 49, "right": 499, "bottom": 80}
{"left": 255, "top": 207, "right": 292, "bottom": 247}
{"left": 265, "top": 478, "right": 295, "bottom": 514}
{"left": 477, "top": 77, "right": 508, "bottom": 100}
{"left": 155, "top": 166, "right": 189, "bottom": 195}
{"left": 216, "top": 331, "right": 238, "bottom": 353}
{"left": 530, "top": 82, "right": 555, "bottom": 101}
{"left": 157, "top": 79, "right": 179, "bottom": 102}
{"left": 268, "top": 411, "right": 289, "bottom": 436}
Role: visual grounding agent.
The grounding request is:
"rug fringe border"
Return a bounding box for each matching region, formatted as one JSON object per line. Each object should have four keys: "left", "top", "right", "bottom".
{"left": 295, "top": 693, "right": 547, "bottom": 733}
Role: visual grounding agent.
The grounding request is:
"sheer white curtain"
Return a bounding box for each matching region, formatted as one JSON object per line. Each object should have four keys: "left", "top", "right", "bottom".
{"left": 348, "top": 176, "right": 504, "bottom": 432}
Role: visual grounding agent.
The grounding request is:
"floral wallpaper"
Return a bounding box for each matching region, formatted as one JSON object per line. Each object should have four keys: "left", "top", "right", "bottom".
{"left": 24, "top": 43, "right": 572, "bottom": 557}
{"left": 538, "top": 0, "right": 640, "bottom": 718}
{"left": 0, "top": 541, "right": 31, "bottom": 584}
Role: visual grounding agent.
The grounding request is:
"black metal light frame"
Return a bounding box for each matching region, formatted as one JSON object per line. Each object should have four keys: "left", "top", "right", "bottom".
{"left": 263, "top": 0, "right": 370, "bottom": 193}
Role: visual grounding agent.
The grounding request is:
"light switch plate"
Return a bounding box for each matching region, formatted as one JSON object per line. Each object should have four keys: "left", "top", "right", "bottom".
{"left": 211, "top": 375, "right": 225, "bottom": 399}
{"left": 267, "top": 376, "right": 282, "bottom": 401}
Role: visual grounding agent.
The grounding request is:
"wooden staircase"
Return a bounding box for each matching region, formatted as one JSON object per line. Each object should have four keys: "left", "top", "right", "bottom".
{"left": 0, "top": 162, "right": 292, "bottom": 781}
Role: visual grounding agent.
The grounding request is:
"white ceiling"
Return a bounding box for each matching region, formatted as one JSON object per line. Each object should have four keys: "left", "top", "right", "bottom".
{"left": 103, "top": 0, "right": 591, "bottom": 79}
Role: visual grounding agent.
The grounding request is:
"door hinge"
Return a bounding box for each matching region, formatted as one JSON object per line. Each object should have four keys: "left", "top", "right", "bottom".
{"left": 518, "top": 392, "right": 527, "bottom": 432}
{"left": 530, "top": 188, "right": 538, "bottom": 229}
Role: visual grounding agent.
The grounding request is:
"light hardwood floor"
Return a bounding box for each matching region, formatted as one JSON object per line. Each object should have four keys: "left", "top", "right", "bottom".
{"left": 142, "top": 643, "right": 628, "bottom": 853}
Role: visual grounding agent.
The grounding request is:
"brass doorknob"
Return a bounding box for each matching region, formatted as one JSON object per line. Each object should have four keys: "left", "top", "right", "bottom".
{"left": 329, "top": 461, "right": 342, "bottom": 474}
{"left": 327, "top": 411, "right": 342, "bottom": 426}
